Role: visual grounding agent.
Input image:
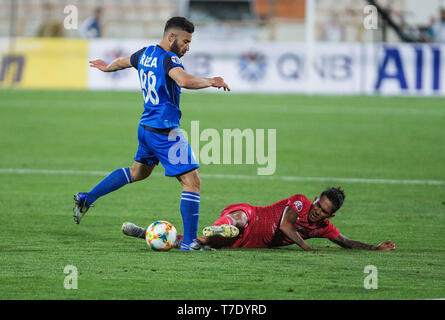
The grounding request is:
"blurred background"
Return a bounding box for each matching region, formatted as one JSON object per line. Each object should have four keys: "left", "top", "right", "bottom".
{"left": 2, "top": 0, "right": 445, "bottom": 42}
{"left": 1, "top": 1, "right": 445, "bottom": 302}
{"left": 0, "top": 0, "right": 444, "bottom": 94}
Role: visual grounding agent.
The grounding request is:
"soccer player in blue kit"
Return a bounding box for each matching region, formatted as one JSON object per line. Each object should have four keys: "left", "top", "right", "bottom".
{"left": 73, "top": 17, "right": 230, "bottom": 251}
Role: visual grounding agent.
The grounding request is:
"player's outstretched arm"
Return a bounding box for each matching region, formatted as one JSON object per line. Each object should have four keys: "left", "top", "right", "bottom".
{"left": 168, "top": 67, "right": 230, "bottom": 91}
{"left": 279, "top": 206, "right": 320, "bottom": 252}
{"left": 89, "top": 56, "right": 132, "bottom": 72}
{"left": 330, "top": 234, "right": 395, "bottom": 251}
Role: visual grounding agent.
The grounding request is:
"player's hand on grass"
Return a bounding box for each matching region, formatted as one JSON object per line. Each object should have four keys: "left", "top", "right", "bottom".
{"left": 376, "top": 240, "right": 395, "bottom": 251}
{"left": 89, "top": 59, "right": 109, "bottom": 72}
{"left": 302, "top": 245, "right": 322, "bottom": 252}
{"left": 211, "top": 77, "right": 230, "bottom": 91}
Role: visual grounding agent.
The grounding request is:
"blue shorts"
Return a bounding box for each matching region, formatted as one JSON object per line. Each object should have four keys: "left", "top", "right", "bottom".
{"left": 134, "top": 125, "right": 199, "bottom": 177}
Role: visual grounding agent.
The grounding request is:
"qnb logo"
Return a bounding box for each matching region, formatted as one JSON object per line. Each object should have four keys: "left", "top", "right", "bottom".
{"left": 239, "top": 52, "right": 267, "bottom": 82}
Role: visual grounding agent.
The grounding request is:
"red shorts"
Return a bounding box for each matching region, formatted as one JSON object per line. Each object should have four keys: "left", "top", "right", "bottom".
{"left": 211, "top": 203, "right": 269, "bottom": 248}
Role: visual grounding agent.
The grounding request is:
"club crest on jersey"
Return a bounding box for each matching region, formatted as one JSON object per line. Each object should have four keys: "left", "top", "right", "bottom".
{"left": 294, "top": 201, "right": 303, "bottom": 212}
{"left": 171, "top": 56, "right": 182, "bottom": 65}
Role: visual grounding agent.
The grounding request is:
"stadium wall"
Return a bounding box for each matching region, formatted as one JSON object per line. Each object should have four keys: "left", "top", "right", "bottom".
{"left": 1, "top": 38, "right": 444, "bottom": 96}
{"left": 0, "top": 38, "right": 88, "bottom": 89}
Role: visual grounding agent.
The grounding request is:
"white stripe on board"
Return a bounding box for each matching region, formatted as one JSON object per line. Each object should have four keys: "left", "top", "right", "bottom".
{"left": 0, "top": 168, "right": 443, "bottom": 186}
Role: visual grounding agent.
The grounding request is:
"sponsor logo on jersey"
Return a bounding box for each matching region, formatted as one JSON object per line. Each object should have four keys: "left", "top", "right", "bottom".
{"left": 294, "top": 201, "right": 303, "bottom": 212}
{"left": 171, "top": 56, "right": 182, "bottom": 65}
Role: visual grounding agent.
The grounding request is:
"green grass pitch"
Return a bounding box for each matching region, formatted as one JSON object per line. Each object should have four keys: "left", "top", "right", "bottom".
{"left": 0, "top": 89, "right": 444, "bottom": 300}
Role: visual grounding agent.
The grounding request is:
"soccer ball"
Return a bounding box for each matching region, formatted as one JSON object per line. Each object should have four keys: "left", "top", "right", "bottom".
{"left": 145, "top": 220, "right": 177, "bottom": 251}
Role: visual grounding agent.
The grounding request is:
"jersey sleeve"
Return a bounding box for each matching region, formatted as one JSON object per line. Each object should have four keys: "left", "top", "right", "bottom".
{"left": 130, "top": 47, "right": 146, "bottom": 69}
{"left": 286, "top": 195, "right": 311, "bottom": 214}
{"left": 320, "top": 222, "right": 340, "bottom": 239}
{"left": 163, "top": 52, "right": 184, "bottom": 74}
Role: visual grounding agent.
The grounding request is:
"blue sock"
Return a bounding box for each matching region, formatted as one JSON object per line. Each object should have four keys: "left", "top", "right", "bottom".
{"left": 86, "top": 168, "right": 132, "bottom": 206}
{"left": 179, "top": 191, "right": 200, "bottom": 249}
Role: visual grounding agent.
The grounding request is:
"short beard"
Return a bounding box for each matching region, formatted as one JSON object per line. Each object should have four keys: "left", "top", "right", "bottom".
{"left": 170, "top": 38, "right": 182, "bottom": 57}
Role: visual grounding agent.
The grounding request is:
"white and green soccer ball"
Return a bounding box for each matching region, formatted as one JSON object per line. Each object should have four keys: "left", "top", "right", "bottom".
{"left": 145, "top": 220, "right": 177, "bottom": 251}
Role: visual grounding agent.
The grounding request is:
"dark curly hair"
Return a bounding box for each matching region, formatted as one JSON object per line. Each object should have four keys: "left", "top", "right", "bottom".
{"left": 320, "top": 186, "right": 346, "bottom": 213}
{"left": 164, "top": 16, "right": 195, "bottom": 34}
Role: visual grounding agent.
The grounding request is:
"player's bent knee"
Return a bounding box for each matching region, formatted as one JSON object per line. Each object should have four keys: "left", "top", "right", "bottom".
{"left": 131, "top": 173, "right": 148, "bottom": 182}
{"left": 228, "top": 211, "right": 248, "bottom": 229}
{"left": 130, "top": 165, "right": 153, "bottom": 182}
{"left": 179, "top": 170, "right": 201, "bottom": 193}
{"left": 192, "top": 176, "right": 201, "bottom": 192}
{"left": 184, "top": 179, "right": 201, "bottom": 193}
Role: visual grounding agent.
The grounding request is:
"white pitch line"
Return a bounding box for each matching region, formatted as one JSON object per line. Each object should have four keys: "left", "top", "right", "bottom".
{"left": 0, "top": 168, "right": 444, "bottom": 186}
{"left": 0, "top": 168, "right": 111, "bottom": 176}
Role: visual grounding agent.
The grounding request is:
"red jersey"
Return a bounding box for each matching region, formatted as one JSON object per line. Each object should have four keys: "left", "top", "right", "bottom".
{"left": 214, "top": 194, "right": 340, "bottom": 248}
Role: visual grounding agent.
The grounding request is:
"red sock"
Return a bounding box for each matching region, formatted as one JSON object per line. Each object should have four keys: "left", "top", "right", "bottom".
{"left": 212, "top": 215, "right": 234, "bottom": 226}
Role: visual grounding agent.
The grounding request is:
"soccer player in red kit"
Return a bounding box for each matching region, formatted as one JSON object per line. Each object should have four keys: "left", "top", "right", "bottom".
{"left": 121, "top": 187, "right": 395, "bottom": 251}
{"left": 197, "top": 186, "right": 395, "bottom": 251}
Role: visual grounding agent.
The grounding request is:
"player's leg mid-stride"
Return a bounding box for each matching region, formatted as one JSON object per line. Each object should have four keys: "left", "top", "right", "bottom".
{"left": 74, "top": 16, "right": 230, "bottom": 252}
{"left": 74, "top": 161, "right": 205, "bottom": 250}
{"left": 175, "top": 169, "right": 202, "bottom": 250}
{"left": 73, "top": 162, "right": 154, "bottom": 224}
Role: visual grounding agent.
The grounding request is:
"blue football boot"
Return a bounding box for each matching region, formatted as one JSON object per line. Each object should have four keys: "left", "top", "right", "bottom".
{"left": 73, "top": 192, "right": 91, "bottom": 224}
{"left": 180, "top": 239, "right": 215, "bottom": 251}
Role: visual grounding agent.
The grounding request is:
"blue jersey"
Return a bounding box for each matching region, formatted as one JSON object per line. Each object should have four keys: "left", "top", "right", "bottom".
{"left": 130, "top": 45, "right": 184, "bottom": 129}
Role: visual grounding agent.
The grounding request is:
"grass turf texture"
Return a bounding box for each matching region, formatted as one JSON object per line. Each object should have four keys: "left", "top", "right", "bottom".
{"left": 0, "top": 89, "right": 444, "bottom": 300}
